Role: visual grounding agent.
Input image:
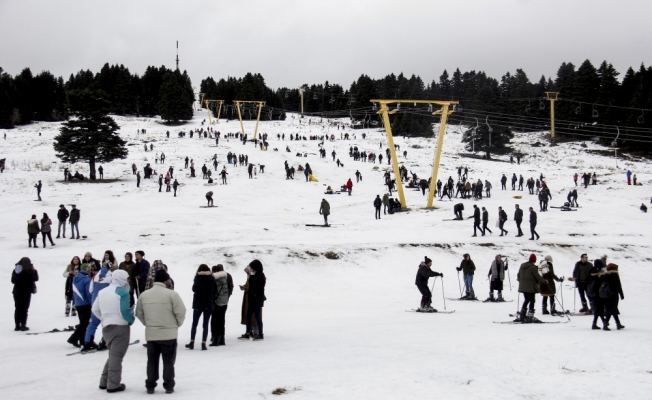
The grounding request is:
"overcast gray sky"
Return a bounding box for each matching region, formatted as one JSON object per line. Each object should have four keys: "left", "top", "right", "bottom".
{"left": 1, "top": 0, "right": 649, "bottom": 89}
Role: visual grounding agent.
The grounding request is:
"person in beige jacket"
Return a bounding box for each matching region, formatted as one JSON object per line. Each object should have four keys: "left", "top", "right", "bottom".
{"left": 136, "top": 269, "right": 186, "bottom": 394}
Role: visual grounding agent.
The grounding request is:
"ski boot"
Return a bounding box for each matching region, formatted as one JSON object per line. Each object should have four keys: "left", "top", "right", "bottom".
{"left": 82, "top": 339, "right": 98, "bottom": 352}
{"left": 513, "top": 309, "right": 526, "bottom": 322}
{"left": 485, "top": 292, "right": 495, "bottom": 302}
{"left": 526, "top": 310, "right": 542, "bottom": 323}
{"left": 97, "top": 340, "right": 107, "bottom": 351}
{"left": 578, "top": 302, "right": 589, "bottom": 313}
{"left": 461, "top": 291, "right": 470, "bottom": 300}
{"left": 542, "top": 302, "right": 549, "bottom": 315}
{"left": 469, "top": 292, "right": 478, "bottom": 300}
{"left": 65, "top": 302, "right": 70, "bottom": 317}
{"left": 496, "top": 292, "right": 505, "bottom": 302}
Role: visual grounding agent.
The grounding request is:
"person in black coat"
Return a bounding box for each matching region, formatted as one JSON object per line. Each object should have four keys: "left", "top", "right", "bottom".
{"left": 481, "top": 207, "right": 492, "bottom": 235}
{"left": 529, "top": 207, "right": 539, "bottom": 240}
{"left": 240, "top": 259, "right": 266, "bottom": 340}
{"left": 374, "top": 195, "right": 382, "bottom": 220}
{"left": 12, "top": 257, "right": 39, "bottom": 331}
{"left": 186, "top": 264, "right": 216, "bottom": 350}
{"left": 601, "top": 263, "right": 625, "bottom": 330}
{"left": 454, "top": 203, "right": 464, "bottom": 220}
{"left": 470, "top": 205, "right": 482, "bottom": 237}
{"left": 514, "top": 204, "right": 523, "bottom": 237}
{"left": 498, "top": 207, "right": 508, "bottom": 236}
{"left": 415, "top": 256, "right": 443, "bottom": 311}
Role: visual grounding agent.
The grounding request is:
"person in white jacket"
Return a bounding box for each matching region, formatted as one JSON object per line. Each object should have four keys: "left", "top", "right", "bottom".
{"left": 92, "top": 270, "right": 134, "bottom": 393}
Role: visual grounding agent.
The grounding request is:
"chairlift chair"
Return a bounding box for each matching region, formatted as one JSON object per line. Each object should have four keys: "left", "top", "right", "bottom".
{"left": 539, "top": 99, "right": 545, "bottom": 110}
{"left": 638, "top": 110, "right": 644, "bottom": 124}
{"left": 592, "top": 105, "right": 599, "bottom": 119}
{"left": 575, "top": 103, "right": 581, "bottom": 115}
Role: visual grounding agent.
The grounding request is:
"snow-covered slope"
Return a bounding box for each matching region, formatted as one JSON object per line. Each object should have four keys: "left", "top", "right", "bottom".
{"left": 0, "top": 111, "right": 650, "bottom": 399}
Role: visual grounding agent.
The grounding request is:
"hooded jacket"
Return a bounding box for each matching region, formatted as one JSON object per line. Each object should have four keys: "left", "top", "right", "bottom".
{"left": 248, "top": 263, "right": 267, "bottom": 308}
{"left": 192, "top": 271, "right": 217, "bottom": 311}
{"left": 213, "top": 271, "right": 233, "bottom": 306}
{"left": 12, "top": 264, "right": 39, "bottom": 295}
{"left": 90, "top": 266, "right": 113, "bottom": 304}
{"left": 517, "top": 262, "right": 547, "bottom": 293}
{"left": 27, "top": 218, "right": 40, "bottom": 234}
{"left": 415, "top": 261, "right": 440, "bottom": 286}
{"left": 92, "top": 270, "right": 134, "bottom": 327}
{"left": 72, "top": 270, "right": 93, "bottom": 306}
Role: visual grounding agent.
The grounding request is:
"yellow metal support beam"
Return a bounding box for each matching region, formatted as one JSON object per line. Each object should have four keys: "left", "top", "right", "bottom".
{"left": 371, "top": 99, "right": 458, "bottom": 209}
{"left": 234, "top": 100, "right": 266, "bottom": 140}
{"left": 546, "top": 92, "right": 559, "bottom": 141}
{"left": 204, "top": 100, "right": 224, "bottom": 124}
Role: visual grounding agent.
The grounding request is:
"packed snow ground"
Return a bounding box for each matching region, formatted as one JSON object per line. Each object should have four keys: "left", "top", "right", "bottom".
{"left": 1, "top": 111, "right": 651, "bottom": 399}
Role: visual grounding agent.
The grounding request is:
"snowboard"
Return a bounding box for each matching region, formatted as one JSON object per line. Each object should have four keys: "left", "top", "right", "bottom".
{"left": 406, "top": 309, "right": 456, "bottom": 314}
{"left": 305, "top": 224, "right": 331, "bottom": 227}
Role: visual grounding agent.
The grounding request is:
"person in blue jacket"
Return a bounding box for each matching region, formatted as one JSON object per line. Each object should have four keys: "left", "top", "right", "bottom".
{"left": 67, "top": 264, "right": 93, "bottom": 347}
{"left": 83, "top": 251, "right": 115, "bottom": 351}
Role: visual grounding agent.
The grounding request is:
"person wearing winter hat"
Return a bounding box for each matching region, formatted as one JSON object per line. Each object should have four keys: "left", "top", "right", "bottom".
{"left": 414, "top": 256, "right": 443, "bottom": 312}
{"left": 600, "top": 263, "right": 625, "bottom": 330}
{"left": 239, "top": 260, "right": 266, "bottom": 340}
{"left": 538, "top": 255, "right": 563, "bottom": 315}
{"left": 456, "top": 254, "right": 477, "bottom": 300}
{"left": 486, "top": 255, "right": 508, "bottom": 302}
{"left": 515, "top": 254, "right": 547, "bottom": 322}
{"left": 92, "top": 270, "right": 134, "bottom": 393}
{"left": 136, "top": 267, "right": 185, "bottom": 394}
{"left": 12, "top": 257, "right": 39, "bottom": 331}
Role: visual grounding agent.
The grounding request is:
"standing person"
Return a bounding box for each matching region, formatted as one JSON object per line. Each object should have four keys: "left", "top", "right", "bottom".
{"left": 172, "top": 179, "right": 179, "bottom": 197}
{"left": 67, "top": 263, "right": 93, "bottom": 347}
{"left": 382, "top": 193, "right": 389, "bottom": 215}
{"left": 501, "top": 174, "right": 507, "bottom": 190}
{"left": 40, "top": 213, "right": 55, "bottom": 247}
{"left": 69, "top": 205, "right": 80, "bottom": 240}
{"left": 145, "top": 260, "right": 172, "bottom": 291}
{"left": 185, "top": 265, "right": 216, "bottom": 351}
{"left": 220, "top": 168, "right": 228, "bottom": 184}
{"left": 136, "top": 171, "right": 141, "bottom": 188}
{"left": 63, "top": 256, "right": 81, "bottom": 316}
{"left": 573, "top": 173, "right": 578, "bottom": 186}
{"left": 346, "top": 178, "right": 353, "bottom": 196}
{"left": 485, "top": 180, "right": 492, "bottom": 198}
{"left": 626, "top": 170, "right": 631, "bottom": 185}
{"left": 27, "top": 215, "right": 40, "bottom": 248}
{"left": 529, "top": 207, "right": 540, "bottom": 240}
{"left": 511, "top": 173, "right": 517, "bottom": 190}
{"left": 498, "top": 206, "right": 508, "bottom": 236}
{"left": 374, "top": 195, "right": 382, "bottom": 220}
{"left": 238, "top": 260, "right": 266, "bottom": 341}
{"left": 601, "top": 263, "right": 625, "bottom": 330}
{"left": 238, "top": 266, "right": 260, "bottom": 338}
{"left": 457, "top": 254, "right": 477, "bottom": 300}
{"left": 210, "top": 265, "right": 233, "bottom": 346}
{"left": 92, "top": 270, "right": 134, "bottom": 393}
{"left": 118, "top": 253, "right": 136, "bottom": 307}
{"left": 136, "top": 269, "right": 186, "bottom": 395}
{"left": 486, "top": 255, "right": 507, "bottom": 302}
{"left": 514, "top": 204, "right": 523, "bottom": 237}
{"left": 514, "top": 254, "right": 547, "bottom": 322}
{"left": 98, "top": 166, "right": 104, "bottom": 179}
{"left": 84, "top": 251, "right": 116, "bottom": 351}
{"left": 414, "top": 256, "right": 443, "bottom": 312}
{"left": 319, "top": 198, "right": 330, "bottom": 226}
{"left": 538, "top": 256, "right": 563, "bottom": 315}
{"left": 134, "top": 251, "right": 150, "bottom": 296}
{"left": 518, "top": 175, "right": 524, "bottom": 191}
{"left": 56, "top": 204, "right": 69, "bottom": 238}
{"left": 570, "top": 254, "right": 593, "bottom": 313}
{"left": 12, "top": 257, "right": 39, "bottom": 331}
{"left": 481, "top": 207, "right": 492, "bottom": 235}
{"left": 35, "top": 180, "right": 42, "bottom": 201}
{"left": 158, "top": 175, "right": 163, "bottom": 192}
{"left": 470, "top": 205, "right": 482, "bottom": 237}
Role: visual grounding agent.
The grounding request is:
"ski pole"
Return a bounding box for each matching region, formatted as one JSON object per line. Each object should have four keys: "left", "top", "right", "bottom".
{"left": 516, "top": 292, "right": 520, "bottom": 315}
{"left": 560, "top": 279, "right": 564, "bottom": 310}
{"left": 441, "top": 278, "right": 446, "bottom": 311}
{"left": 574, "top": 286, "right": 576, "bottom": 311}
{"left": 456, "top": 271, "right": 462, "bottom": 297}
{"left": 506, "top": 259, "right": 512, "bottom": 291}
{"left": 554, "top": 295, "right": 571, "bottom": 322}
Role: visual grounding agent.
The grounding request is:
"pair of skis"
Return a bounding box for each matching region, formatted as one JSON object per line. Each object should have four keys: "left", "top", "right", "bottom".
{"left": 26, "top": 326, "right": 75, "bottom": 335}
{"left": 67, "top": 340, "right": 140, "bottom": 356}
{"left": 406, "top": 309, "right": 456, "bottom": 314}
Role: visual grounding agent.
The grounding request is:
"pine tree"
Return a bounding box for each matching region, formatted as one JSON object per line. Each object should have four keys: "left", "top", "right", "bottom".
{"left": 158, "top": 71, "right": 193, "bottom": 123}
{"left": 462, "top": 124, "right": 513, "bottom": 159}
{"left": 53, "top": 89, "right": 127, "bottom": 180}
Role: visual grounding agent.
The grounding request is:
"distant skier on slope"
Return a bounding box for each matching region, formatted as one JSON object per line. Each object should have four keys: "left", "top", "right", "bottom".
{"left": 415, "top": 256, "right": 443, "bottom": 312}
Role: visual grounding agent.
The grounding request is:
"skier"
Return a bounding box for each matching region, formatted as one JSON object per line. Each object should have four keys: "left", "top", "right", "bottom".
{"left": 206, "top": 191, "right": 213, "bottom": 207}
{"left": 470, "top": 205, "right": 482, "bottom": 237}
{"left": 220, "top": 168, "right": 228, "bottom": 184}
{"left": 514, "top": 204, "right": 523, "bottom": 237}
{"left": 454, "top": 203, "right": 464, "bottom": 220}
{"left": 538, "top": 255, "right": 563, "bottom": 315}
{"left": 415, "top": 256, "right": 443, "bottom": 312}
{"left": 481, "top": 206, "right": 492, "bottom": 235}
{"left": 83, "top": 251, "right": 116, "bottom": 351}
{"left": 486, "top": 255, "right": 507, "bottom": 302}
{"left": 498, "top": 206, "right": 508, "bottom": 236}
{"left": 529, "top": 207, "right": 539, "bottom": 240}
{"left": 456, "top": 254, "right": 476, "bottom": 299}
{"left": 67, "top": 262, "right": 93, "bottom": 347}
{"left": 12, "top": 257, "right": 39, "bottom": 331}
{"left": 319, "top": 199, "right": 330, "bottom": 226}
{"left": 374, "top": 195, "right": 382, "bottom": 220}
{"left": 64, "top": 256, "right": 81, "bottom": 316}
{"left": 92, "top": 270, "right": 133, "bottom": 393}
{"left": 569, "top": 254, "right": 593, "bottom": 313}
{"left": 514, "top": 254, "right": 547, "bottom": 322}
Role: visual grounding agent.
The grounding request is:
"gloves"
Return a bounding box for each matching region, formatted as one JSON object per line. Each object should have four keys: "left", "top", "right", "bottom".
{"left": 620, "top": 295, "right": 624, "bottom": 300}
{"left": 456, "top": 267, "right": 461, "bottom": 272}
{"left": 438, "top": 273, "right": 444, "bottom": 278}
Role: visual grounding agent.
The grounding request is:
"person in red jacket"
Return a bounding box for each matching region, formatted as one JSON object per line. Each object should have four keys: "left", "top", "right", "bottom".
{"left": 346, "top": 179, "right": 353, "bottom": 196}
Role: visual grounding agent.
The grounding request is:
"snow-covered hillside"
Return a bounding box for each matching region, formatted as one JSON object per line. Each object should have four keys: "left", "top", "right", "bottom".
{"left": 1, "top": 111, "right": 651, "bottom": 399}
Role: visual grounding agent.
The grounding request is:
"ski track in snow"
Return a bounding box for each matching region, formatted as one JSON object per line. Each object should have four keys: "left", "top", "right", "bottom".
{"left": 0, "top": 112, "right": 651, "bottom": 399}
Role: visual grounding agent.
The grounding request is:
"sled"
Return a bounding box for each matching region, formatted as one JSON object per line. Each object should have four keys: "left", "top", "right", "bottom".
{"left": 308, "top": 174, "right": 319, "bottom": 182}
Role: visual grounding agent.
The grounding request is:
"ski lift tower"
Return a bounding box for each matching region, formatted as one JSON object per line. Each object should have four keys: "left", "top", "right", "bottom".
{"left": 233, "top": 100, "right": 266, "bottom": 140}
{"left": 546, "top": 92, "right": 560, "bottom": 142}
{"left": 371, "top": 99, "right": 458, "bottom": 209}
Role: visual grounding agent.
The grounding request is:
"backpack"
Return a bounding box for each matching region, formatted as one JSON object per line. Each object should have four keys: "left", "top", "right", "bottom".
{"left": 599, "top": 281, "right": 613, "bottom": 299}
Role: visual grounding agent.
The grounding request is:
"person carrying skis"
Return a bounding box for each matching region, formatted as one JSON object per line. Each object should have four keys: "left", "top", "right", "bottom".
{"left": 514, "top": 254, "right": 547, "bottom": 322}
{"left": 457, "top": 254, "right": 476, "bottom": 299}
{"left": 486, "top": 255, "right": 507, "bottom": 302}
{"left": 538, "top": 255, "right": 563, "bottom": 315}
{"left": 415, "top": 256, "right": 443, "bottom": 312}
